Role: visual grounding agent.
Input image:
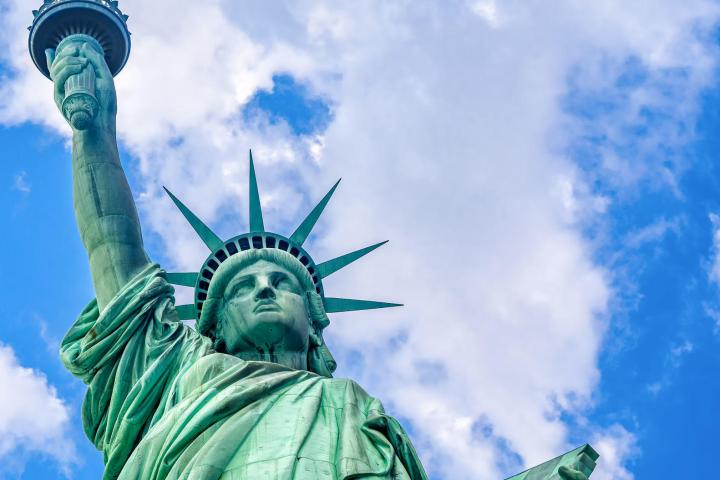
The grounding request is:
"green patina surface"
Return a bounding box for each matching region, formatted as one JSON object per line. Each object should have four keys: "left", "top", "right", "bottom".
{"left": 45, "top": 34, "right": 427, "bottom": 480}
{"left": 505, "top": 445, "right": 599, "bottom": 480}
{"left": 38, "top": 7, "right": 598, "bottom": 478}
{"left": 61, "top": 265, "right": 424, "bottom": 479}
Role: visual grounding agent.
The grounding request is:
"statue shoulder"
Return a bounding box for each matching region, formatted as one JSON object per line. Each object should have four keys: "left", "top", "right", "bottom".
{"left": 317, "top": 376, "right": 386, "bottom": 413}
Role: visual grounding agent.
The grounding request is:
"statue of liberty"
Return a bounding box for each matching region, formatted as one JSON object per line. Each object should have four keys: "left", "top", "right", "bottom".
{"left": 34, "top": 2, "right": 597, "bottom": 479}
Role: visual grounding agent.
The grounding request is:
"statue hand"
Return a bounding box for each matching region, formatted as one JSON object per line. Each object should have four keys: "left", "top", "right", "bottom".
{"left": 555, "top": 449, "right": 596, "bottom": 480}
{"left": 45, "top": 42, "right": 117, "bottom": 133}
{"left": 557, "top": 465, "right": 589, "bottom": 480}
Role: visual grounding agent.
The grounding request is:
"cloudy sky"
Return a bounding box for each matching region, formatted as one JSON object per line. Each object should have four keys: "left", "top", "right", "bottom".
{"left": 1, "top": 0, "right": 719, "bottom": 478}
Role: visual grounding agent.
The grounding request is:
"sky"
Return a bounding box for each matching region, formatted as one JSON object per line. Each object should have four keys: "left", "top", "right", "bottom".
{"left": 0, "top": 0, "right": 719, "bottom": 479}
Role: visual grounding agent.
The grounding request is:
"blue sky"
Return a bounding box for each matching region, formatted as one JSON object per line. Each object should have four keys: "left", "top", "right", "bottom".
{"left": 1, "top": 1, "right": 720, "bottom": 479}
{"left": 585, "top": 84, "right": 720, "bottom": 478}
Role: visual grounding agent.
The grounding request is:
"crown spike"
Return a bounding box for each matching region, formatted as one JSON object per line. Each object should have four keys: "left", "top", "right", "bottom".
{"left": 248, "top": 150, "right": 265, "bottom": 233}
{"left": 163, "top": 187, "right": 224, "bottom": 251}
{"left": 175, "top": 304, "right": 198, "bottom": 320}
{"left": 316, "top": 241, "right": 389, "bottom": 279}
{"left": 290, "top": 179, "right": 341, "bottom": 246}
{"left": 323, "top": 297, "right": 403, "bottom": 313}
{"left": 166, "top": 272, "right": 199, "bottom": 287}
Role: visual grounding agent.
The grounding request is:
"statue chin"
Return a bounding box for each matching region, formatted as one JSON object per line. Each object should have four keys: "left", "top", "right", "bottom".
{"left": 225, "top": 314, "right": 309, "bottom": 355}
{"left": 248, "top": 319, "right": 293, "bottom": 348}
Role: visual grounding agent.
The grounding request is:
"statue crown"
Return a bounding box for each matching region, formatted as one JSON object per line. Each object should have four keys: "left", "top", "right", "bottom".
{"left": 166, "top": 151, "right": 401, "bottom": 321}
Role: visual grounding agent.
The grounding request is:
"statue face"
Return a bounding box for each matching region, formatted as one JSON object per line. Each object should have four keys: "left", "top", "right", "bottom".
{"left": 220, "top": 259, "right": 310, "bottom": 356}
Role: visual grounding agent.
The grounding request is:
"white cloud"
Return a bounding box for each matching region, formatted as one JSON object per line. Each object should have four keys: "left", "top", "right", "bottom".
{"left": 708, "top": 213, "right": 720, "bottom": 286}
{"left": 624, "top": 217, "right": 684, "bottom": 250}
{"left": 0, "top": 342, "right": 75, "bottom": 476}
{"left": 670, "top": 340, "right": 694, "bottom": 360}
{"left": 590, "top": 425, "right": 638, "bottom": 480}
{"left": 646, "top": 339, "right": 694, "bottom": 395}
{"left": 704, "top": 302, "right": 720, "bottom": 334}
{"left": 1, "top": 0, "right": 717, "bottom": 478}
{"left": 469, "top": 0, "right": 502, "bottom": 27}
{"left": 12, "top": 171, "right": 30, "bottom": 194}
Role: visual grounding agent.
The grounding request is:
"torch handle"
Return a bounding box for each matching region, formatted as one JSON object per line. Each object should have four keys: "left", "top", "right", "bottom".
{"left": 61, "top": 65, "right": 99, "bottom": 130}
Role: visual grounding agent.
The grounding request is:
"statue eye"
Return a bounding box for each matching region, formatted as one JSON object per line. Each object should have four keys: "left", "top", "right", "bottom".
{"left": 230, "top": 279, "right": 254, "bottom": 297}
{"left": 273, "top": 274, "right": 295, "bottom": 292}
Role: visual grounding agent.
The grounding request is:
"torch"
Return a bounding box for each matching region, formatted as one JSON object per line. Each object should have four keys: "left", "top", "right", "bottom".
{"left": 28, "top": 0, "right": 131, "bottom": 130}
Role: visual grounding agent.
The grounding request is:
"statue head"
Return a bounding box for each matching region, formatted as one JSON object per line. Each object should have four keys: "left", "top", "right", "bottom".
{"left": 197, "top": 248, "right": 336, "bottom": 377}
{"left": 165, "top": 152, "right": 401, "bottom": 377}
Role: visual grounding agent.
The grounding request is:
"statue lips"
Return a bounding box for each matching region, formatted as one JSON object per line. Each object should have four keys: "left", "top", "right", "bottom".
{"left": 253, "top": 300, "right": 280, "bottom": 313}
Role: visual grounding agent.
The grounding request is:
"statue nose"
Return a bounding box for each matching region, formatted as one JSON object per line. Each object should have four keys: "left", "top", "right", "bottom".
{"left": 256, "top": 282, "right": 276, "bottom": 299}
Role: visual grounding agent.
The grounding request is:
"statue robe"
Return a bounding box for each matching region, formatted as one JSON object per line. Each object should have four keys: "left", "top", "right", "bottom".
{"left": 60, "top": 264, "right": 427, "bottom": 480}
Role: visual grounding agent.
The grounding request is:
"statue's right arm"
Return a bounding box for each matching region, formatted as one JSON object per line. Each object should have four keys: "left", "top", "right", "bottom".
{"left": 47, "top": 44, "right": 150, "bottom": 311}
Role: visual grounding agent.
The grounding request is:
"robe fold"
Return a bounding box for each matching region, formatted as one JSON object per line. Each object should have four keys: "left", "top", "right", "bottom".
{"left": 61, "top": 264, "right": 427, "bottom": 480}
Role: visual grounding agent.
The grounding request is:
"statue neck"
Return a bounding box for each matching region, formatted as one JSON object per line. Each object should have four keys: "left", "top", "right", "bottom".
{"left": 232, "top": 349, "right": 308, "bottom": 371}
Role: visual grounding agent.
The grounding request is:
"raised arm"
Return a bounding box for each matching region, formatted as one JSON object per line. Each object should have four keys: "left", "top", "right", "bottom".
{"left": 47, "top": 43, "right": 149, "bottom": 311}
